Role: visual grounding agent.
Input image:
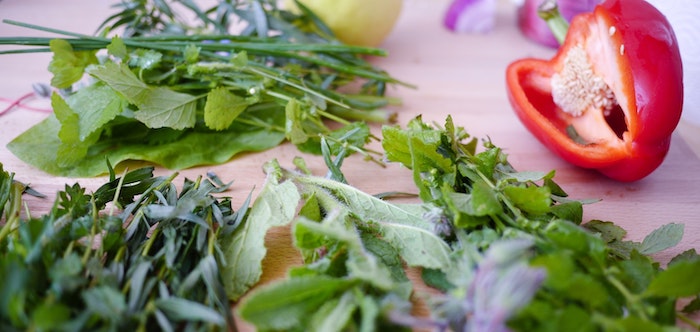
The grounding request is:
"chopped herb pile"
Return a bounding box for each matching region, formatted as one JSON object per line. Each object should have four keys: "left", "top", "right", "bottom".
{"left": 235, "top": 116, "right": 700, "bottom": 331}
{"left": 0, "top": 0, "right": 407, "bottom": 177}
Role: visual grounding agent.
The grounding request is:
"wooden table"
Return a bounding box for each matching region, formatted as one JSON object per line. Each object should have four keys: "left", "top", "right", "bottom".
{"left": 2, "top": 0, "right": 699, "bottom": 329}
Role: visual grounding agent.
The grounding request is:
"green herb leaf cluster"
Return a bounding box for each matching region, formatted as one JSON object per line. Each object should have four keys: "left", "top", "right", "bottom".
{"left": 1, "top": 0, "right": 407, "bottom": 177}
{"left": 381, "top": 116, "right": 700, "bottom": 331}
{"left": 235, "top": 116, "right": 700, "bottom": 331}
{"left": 0, "top": 162, "right": 247, "bottom": 331}
{"left": 237, "top": 158, "right": 438, "bottom": 331}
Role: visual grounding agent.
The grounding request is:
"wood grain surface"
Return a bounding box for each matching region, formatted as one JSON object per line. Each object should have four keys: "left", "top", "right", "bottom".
{"left": 2, "top": 0, "right": 699, "bottom": 329}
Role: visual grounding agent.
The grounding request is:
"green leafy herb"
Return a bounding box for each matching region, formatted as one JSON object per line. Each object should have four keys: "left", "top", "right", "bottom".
{"left": 1, "top": 0, "right": 408, "bottom": 177}
{"left": 380, "top": 116, "right": 700, "bottom": 331}
{"left": 0, "top": 162, "right": 248, "bottom": 331}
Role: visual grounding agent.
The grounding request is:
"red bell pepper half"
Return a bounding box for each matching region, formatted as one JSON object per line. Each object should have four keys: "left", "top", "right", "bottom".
{"left": 506, "top": 0, "right": 683, "bottom": 181}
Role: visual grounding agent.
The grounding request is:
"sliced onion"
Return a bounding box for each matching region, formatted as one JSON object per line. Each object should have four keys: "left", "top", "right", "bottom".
{"left": 444, "top": 0, "right": 497, "bottom": 34}
{"left": 517, "top": 0, "right": 601, "bottom": 48}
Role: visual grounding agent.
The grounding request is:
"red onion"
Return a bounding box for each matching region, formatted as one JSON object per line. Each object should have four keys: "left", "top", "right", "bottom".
{"left": 517, "top": 0, "right": 601, "bottom": 48}
{"left": 444, "top": 0, "right": 497, "bottom": 34}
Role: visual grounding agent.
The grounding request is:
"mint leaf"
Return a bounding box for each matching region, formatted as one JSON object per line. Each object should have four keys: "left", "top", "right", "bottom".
{"left": 219, "top": 163, "right": 300, "bottom": 301}
{"left": 638, "top": 223, "right": 684, "bottom": 255}
{"left": 204, "top": 87, "right": 249, "bottom": 130}
{"left": 48, "top": 39, "right": 97, "bottom": 89}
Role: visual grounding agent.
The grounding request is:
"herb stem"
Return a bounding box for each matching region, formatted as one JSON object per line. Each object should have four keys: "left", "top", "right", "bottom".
{"left": 605, "top": 272, "right": 650, "bottom": 321}
{"left": 677, "top": 313, "right": 700, "bottom": 330}
{"left": 0, "top": 181, "right": 23, "bottom": 244}
{"left": 246, "top": 66, "right": 350, "bottom": 109}
{"left": 142, "top": 226, "right": 161, "bottom": 257}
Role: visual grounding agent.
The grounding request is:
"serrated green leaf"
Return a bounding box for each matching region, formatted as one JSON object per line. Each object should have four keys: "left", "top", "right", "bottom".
{"left": 88, "top": 62, "right": 150, "bottom": 105}
{"left": 52, "top": 93, "right": 89, "bottom": 167}
{"left": 135, "top": 87, "right": 198, "bottom": 129}
{"left": 183, "top": 44, "right": 200, "bottom": 63}
{"left": 639, "top": 223, "right": 684, "bottom": 255}
{"left": 204, "top": 87, "right": 249, "bottom": 130}
{"left": 583, "top": 220, "right": 627, "bottom": 243}
{"left": 550, "top": 201, "right": 583, "bottom": 224}
{"left": 65, "top": 82, "right": 127, "bottom": 140}
{"left": 669, "top": 249, "right": 700, "bottom": 266}
{"left": 48, "top": 39, "right": 98, "bottom": 89}
{"left": 128, "top": 48, "right": 162, "bottom": 69}
{"left": 645, "top": 261, "right": 700, "bottom": 297}
{"left": 503, "top": 171, "right": 549, "bottom": 183}
{"left": 106, "top": 36, "right": 127, "bottom": 59}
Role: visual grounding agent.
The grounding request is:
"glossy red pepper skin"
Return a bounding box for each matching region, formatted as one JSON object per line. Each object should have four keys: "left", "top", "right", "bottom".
{"left": 506, "top": 0, "right": 683, "bottom": 181}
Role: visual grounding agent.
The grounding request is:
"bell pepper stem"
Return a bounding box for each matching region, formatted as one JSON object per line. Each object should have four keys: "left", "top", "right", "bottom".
{"left": 538, "top": 0, "right": 569, "bottom": 45}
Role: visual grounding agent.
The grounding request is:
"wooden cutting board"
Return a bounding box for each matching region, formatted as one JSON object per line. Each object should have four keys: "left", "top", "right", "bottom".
{"left": 1, "top": 0, "right": 699, "bottom": 329}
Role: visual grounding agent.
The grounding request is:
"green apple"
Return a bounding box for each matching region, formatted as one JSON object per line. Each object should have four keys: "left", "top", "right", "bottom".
{"left": 286, "top": 0, "right": 403, "bottom": 47}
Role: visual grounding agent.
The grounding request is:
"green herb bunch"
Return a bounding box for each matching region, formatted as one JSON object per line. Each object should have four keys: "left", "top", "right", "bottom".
{"left": 381, "top": 116, "right": 700, "bottom": 331}
{"left": 0, "top": 0, "right": 407, "bottom": 177}
{"left": 233, "top": 116, "right": 700, "bottom": 331}
{"left": 0, "top": 162, "right": 247, "bottom": 331}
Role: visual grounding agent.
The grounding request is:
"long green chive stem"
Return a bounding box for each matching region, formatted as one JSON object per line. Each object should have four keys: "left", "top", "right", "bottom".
{"left": 538, "top": 0, "right": 570, "bottom": 45}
